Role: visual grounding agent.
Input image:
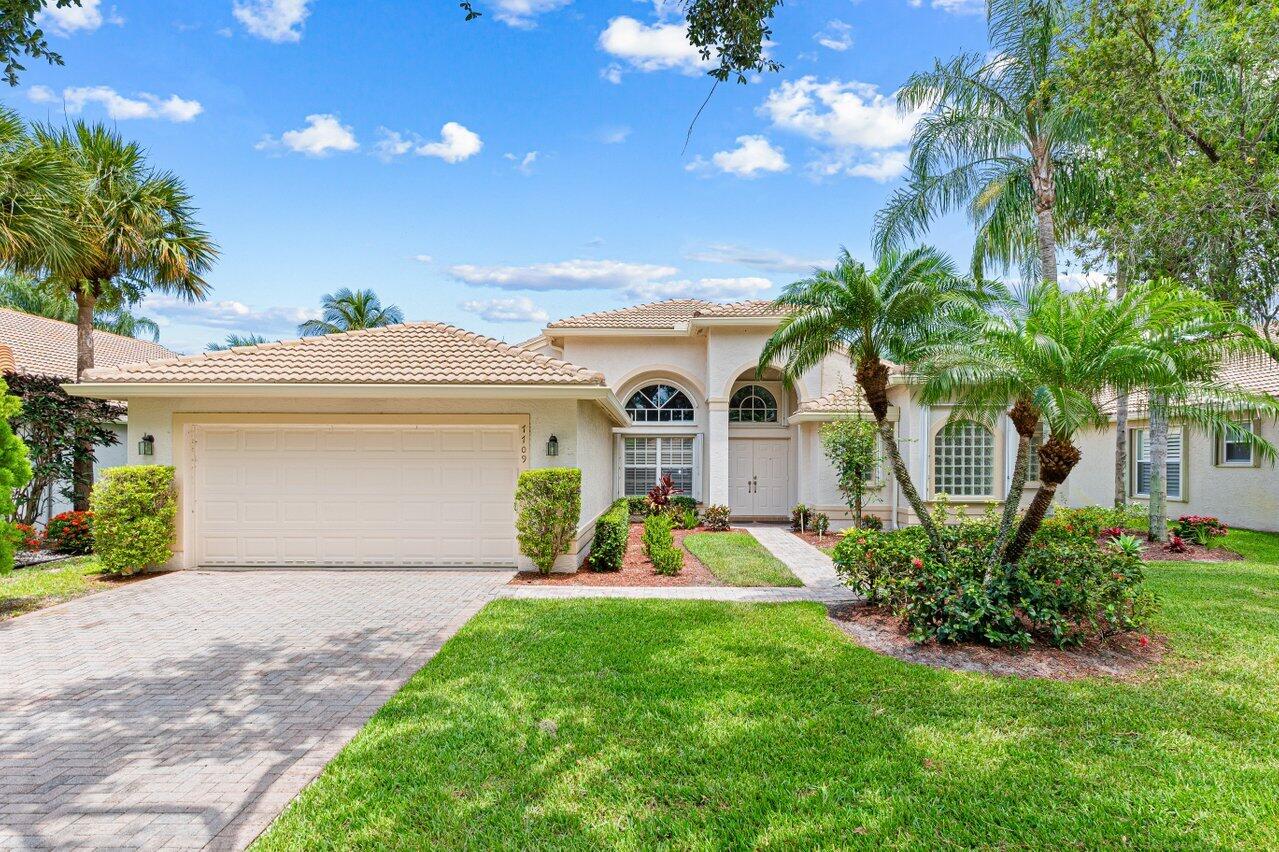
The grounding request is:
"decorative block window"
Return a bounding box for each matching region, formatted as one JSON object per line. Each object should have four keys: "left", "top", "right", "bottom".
{"left": 729, "top": 385, "right": 778, "bottom": 423}
{"left": 622, "top": 436, "right": 696, "bottom": 497}
{"left": 934, "top": 419, "right": 995, "bottom": 497}
{"left": 1219, "top": 421, "right": 1255, "bottom": 466}
{"left": 1026, "top": 422, "right": 1046, "bottom": 483}
{"left": 1133, "top": 427, "right": 1183, "bottom": 499}
{"left": 625, "top": 384, "right": 695, "bottom": 423}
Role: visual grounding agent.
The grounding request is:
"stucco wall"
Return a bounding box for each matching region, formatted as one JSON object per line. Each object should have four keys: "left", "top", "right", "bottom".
{"left": 1068, "top": 420, "right": 1279, "bottom": 532}
{"left": 561, "top": 336, "right": 709, "bottom": 398}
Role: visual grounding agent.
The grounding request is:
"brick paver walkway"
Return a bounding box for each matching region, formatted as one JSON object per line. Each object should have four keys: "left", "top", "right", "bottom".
{"left": 742, "top": 525, "right": 845, "bottom": 590}
{"left": 0, "top": 569, "right": 510, "bottom": 851}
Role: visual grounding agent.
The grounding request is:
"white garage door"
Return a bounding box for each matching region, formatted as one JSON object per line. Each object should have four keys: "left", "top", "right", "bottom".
{"left": 191, "top": 424, "right": 521, "bottom": 568}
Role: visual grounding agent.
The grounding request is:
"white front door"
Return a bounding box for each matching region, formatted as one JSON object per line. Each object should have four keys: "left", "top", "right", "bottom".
{"left": 728, "top": 438, "right": 790, "bottom": 518}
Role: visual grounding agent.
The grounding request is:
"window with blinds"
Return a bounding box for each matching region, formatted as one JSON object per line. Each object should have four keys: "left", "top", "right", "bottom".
{"left": 622, "top": 436, "right": 696, "bottom": 497}
{"left": 1133, "top": 427, "right": 1183, "bottom": 499}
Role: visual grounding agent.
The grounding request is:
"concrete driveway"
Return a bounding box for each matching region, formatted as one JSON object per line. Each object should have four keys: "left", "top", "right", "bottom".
{"left": 0, "top": 569, "right": 510, "bottom": 850}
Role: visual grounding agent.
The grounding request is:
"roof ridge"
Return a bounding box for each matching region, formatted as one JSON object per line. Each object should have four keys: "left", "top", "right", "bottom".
{"left": 434, "top": 322, "right": 604, "bottom": 382}
{"left": 547, "top": 298, "right": 715, "bottom": 328}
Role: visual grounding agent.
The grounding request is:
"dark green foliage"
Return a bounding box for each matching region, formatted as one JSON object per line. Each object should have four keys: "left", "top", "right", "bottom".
{"left": 670, "top": 496, "right": 698, "bottom": 512}
{"left": 0, "top": 0, "right": 82, "bottom": 86}
{"left": 626, "top": 496, "right": 649, "bottom": 517}
{"left": 588, "top": 499, "right": 629, "bottom": 572}
{"left": 643, "top": 512, "right": 682, "bottom": 576}
{"left": 675, "top": 509, "right": 699, "bottom": 530}
{"left": 0, "top": 376, "right": 30, "bottom": 572}
{"left": 833, "top": 517, "right": 1157, "bottom": 648}
{"left": 789, "top": 504, "right": 809, "bottom": 532}
{"left": 515, "top": 468, "right": 581, "bottom": 575}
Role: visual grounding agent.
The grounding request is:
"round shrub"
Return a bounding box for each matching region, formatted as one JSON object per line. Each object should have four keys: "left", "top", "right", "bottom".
{"left": 90, "top": 466, "right": 176, "bottom": 575}
{"left": 45, "top": 510, "right": 94, "bottom": 555}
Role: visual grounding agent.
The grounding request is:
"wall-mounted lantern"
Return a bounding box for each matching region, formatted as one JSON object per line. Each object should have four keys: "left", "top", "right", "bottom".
{"left": 138, "top": 434, "right": 155, "bottom": 456}
{"left": 546, "top": 435, "right": 559, "bottom": 457}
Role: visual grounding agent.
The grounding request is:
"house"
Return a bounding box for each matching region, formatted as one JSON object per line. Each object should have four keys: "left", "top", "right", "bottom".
{"left": 65, "top": 299, "right": 1278, "bottom": 572}
{"left": 0, "top": 307, "right": 175, "bottom": 523}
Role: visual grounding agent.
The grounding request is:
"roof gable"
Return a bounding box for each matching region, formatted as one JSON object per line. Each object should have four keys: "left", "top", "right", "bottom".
{"left": 0, "top": 307, "right": 175, "bottom": 379}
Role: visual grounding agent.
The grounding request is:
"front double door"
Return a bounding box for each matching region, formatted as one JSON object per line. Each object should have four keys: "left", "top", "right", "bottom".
{"left": 728, "top": 438, "right": 789, "bottom": 519}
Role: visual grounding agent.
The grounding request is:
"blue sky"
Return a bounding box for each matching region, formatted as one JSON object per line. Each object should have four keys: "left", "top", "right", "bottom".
{"left": 14, "top": 0, "right": 992, "bottom": 352}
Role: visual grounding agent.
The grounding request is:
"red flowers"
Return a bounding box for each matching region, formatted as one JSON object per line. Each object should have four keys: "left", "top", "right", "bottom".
{"left": 1138, "top": 635, "right": 1150, "bottom": 648}
{"left": 911, "top": 557, "right": 924, "bottom": 569}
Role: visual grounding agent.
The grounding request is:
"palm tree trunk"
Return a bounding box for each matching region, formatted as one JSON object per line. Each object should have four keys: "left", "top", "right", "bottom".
{"left": 1114, "top": 395, "right": 1129, "bottom": 507}
{"left": 72, "top": 284, "right": 96, "bottom": 511}
{"left": 992, "top": 399, "right": 1038, "bottom": 567}
{"left": 1031, "top": 144, "right": 1058, "bottom": 286}
{"left": 1003, "top": 435, "right": 1081, "bottom": 566}
{"left": 1148, "top": 397, "right": 1169, "bottom": 542}
{"left": 877, "top": 420, "right": 948, "bottom": 562}
{"left": 1035, "top": 207, "right": 1058, "bottom": 286}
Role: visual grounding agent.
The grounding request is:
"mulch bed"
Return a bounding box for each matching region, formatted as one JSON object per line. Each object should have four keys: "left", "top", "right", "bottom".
{"left": 1098, "top": 530, "right": 1243, "bottom": 563}
{"left": 509, "top": 523, "right": 730, "bottom": 586}
{"left": 828, "top": 602, "right": 1167, "bottom": 681}
{"left": 791, "top": 529, "right": 842, "bottom": 552}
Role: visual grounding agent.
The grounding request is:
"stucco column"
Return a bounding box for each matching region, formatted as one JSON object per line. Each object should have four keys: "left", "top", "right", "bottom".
{"left": 707, "top": 398, "right": 730, "bottom": 505}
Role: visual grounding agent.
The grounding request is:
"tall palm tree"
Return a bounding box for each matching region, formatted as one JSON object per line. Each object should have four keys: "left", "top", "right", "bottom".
{"left": 875, "top": 0, "right": 1087, "bottom": 286}
{"left": 760, "top": 246, "right": 989, "bottom": 561}
{"left": 34, "top": 121, "right": 216, "bottom": 376}
{"left": 298, "top": 288, "right": 404, "bottom": 336}
{"left": 207, "top": 333, "right": 270, "bottom": 351}
{"left": 35, "top": 122, "right": 216, "bottom": 508}
{"left": 0, "top": 107, "right": 80, "bottom": 276}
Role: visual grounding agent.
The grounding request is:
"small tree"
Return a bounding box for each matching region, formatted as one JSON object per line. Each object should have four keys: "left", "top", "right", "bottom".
{"left": 4, "top": 371, "right": 121, "bottom": 524}
{"left": 514, "top": 468, "right": 581, "bottom": 575}
{"left": 0, "top": 376, "right": 31, "bottom": 573}
{"left": 820, "top": 417, "right": 883, "bottom": 527}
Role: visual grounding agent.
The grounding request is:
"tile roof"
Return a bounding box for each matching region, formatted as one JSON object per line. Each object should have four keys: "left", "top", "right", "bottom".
{"left": 1105, "top": 351, "right": 1279, "bottom": 413}
{"left": 0, "top": 307, "right": 176, "bottom": 380}
{"left": 795, "top": 385, "right": 870, "bottom": 414}
{"left": 547, "top": 299, "right": 714, "bottom": 329}
{"left": 80, "top": 322, "right": 606, "bottom": 385}
{"left": 692, "top": 300, "right": 787, "bottom": 318}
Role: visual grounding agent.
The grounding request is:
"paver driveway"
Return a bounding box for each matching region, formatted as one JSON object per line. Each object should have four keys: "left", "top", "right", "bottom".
{"left": 0, "top": 569, "right": 510, "bottom": 851}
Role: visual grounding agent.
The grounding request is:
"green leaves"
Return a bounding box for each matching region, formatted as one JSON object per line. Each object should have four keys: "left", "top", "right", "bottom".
{"left": 515, "top": 467, "right": 582, "bottom": 574}
{"left": 89, "top": 465, "right": 176, "bottom": 576}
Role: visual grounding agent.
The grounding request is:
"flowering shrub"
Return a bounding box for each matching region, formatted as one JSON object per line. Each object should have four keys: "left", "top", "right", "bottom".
{"left": 1101, "top": 526, "right": 1126, "bottom": 540}
{"left": 1045, "top": 504, "right": 1147, "bottom": 539}
{"left": 14, "top": 522, "right": 41, "bottom": 552}
{"left": 832, "top": 518, "right": 1157, "bottom": 648}
{"left": 702, "top": 504, "right": 731, "bottom": 531}
{"left": 44, "top": 511, "right": 93, "bottom": 554}
{"left": 1166, "top": 533, "right": 1188, "bottom": 553}
{"left": 1171, "top": 515, "right": 1228, "bottom": 546}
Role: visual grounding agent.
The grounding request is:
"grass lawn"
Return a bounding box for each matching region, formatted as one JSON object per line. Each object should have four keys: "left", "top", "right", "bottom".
{"left": 256, "top": 529, "right": 1279, "bottom": 850}
{"left": 0, "top": 557, "right": 111, "bottom": 619}
{"left": 683, "top": 531, "right": 803, "bottom": 587}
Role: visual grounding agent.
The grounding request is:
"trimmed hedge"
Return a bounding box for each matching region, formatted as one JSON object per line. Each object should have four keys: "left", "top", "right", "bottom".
{"left": 588, "top": 499, "right": 629, "bottom": 572}
{"left": 515, "top": 468, "right": 582, "bottom": 574}
{"left": 91, "top": 466, "right": 176, "bottom": 576}
{"left": 642, "top": 512, "right": 683, "bottom": 576}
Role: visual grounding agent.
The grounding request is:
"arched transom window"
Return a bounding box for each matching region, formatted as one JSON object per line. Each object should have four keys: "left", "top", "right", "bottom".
{"left": 934, "top": 420, "right": 995, "bottom": 497}
{"left": 729, "top": 384, "right": 778, "bottom": 423}
{"left": 625, "top": 384, "right": 695, "bottom": 423}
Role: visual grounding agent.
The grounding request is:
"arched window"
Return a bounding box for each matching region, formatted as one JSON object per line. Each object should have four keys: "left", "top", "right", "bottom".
{"left": 934, "top": 420, "right": 995, "bottom": 497}
{"left": 729, "top": 384, "right": 778, "bottom": 423}
{"left": 625, "top": 384, "right": 695, "bottom": 423}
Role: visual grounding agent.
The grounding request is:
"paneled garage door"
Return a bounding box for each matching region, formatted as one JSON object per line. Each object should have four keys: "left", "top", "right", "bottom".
{"left": 190, "top": 424, "right": 522, "bottom": 568}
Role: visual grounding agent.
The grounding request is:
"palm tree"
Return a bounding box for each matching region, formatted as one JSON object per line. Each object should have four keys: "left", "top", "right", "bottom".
{"left": 34, "top": 121, "right": 216, "bottom": 377}
{"left": 207, "top": 333, "right": 270, "bottom": 351}
{"left": 760, "top": 246, "right": 989, "bottom": 561}
{"left": 875, "top": 0, "right": 1087, "bottom": 286}
{"left": 298, "top": 288, "right": 404, "bottom": 336}
{"left": 0, "top": 107, "right": 80, "bottom": 277}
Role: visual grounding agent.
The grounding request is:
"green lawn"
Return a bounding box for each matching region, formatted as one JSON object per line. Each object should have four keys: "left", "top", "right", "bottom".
{"left": 0, "top": 557, "right": 108, "bottom": 619}
{"left": 256, "top": 530, "right": 1279, "bottom": 850}
{"left": 683, "top": 531, "right": 803, "bottom": 587}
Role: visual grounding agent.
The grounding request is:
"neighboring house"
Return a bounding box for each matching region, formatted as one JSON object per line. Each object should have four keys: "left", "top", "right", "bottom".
{"left": 0, "top": 307, "right": 175, "bottom": 523}
{"left": 66, "top": 299, "right": 1279, "bottom": 573}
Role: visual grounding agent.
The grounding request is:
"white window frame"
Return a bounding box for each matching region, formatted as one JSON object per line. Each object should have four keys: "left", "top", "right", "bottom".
{"left": 933, "top": 419, "right": 996, "bottom": 498}
{"left": 729, "top": 384, "right": 779, "bottom": 424}
{"left": 1217, "top": 421, "right": 1255, "bottom": 467}
{"left": 624, "top": 384, "right": 696, "bottom": 424}
{"left": 1132, "top": 426, "right": 1184, "bottom": 500}
{"left": 618, "top": 435, "right": 702, "bottom": 500}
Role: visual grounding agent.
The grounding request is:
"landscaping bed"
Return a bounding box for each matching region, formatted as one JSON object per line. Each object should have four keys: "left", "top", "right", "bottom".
{"left": 509, "top": 523, "right": 723, "bottom": 586}
{"left": 791, "top": 528, "right": 842, "bottom": 553}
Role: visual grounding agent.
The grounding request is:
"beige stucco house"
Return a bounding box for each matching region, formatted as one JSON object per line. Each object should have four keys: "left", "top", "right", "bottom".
{"left": 65, "top": 298, "right": 1279, "bottom": 572}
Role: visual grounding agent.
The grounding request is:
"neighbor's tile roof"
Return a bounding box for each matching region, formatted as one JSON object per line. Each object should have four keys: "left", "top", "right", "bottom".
{"left": 692, "top": 300, "right": 787, "bottom": 318}
{"left": 0, "top": 307, "right": 175, "bottom": 379}
{"left": 80, "top": 322, "right": 606, "bottom": 385}
{"left": 795, "top": 385, "right": 870, "bottom": 414}
{"left": 547, "top": 299, "right": 715, "bottom": 329}
{"left": 1104, "top": 351, "right": 1279, "bottom": 413}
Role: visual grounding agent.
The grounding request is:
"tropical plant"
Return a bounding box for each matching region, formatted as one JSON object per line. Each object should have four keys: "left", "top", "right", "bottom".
{"left": 0, "top": 273, "right": 162, "bottom": 340}
{"left": 0, "top": 108, "right": 80, "bottom": 275}
{"left": 207, "top": 333, "right": 270, "bottom": 351}
{"left": 702, "top": 504, "right": 731, "bottom": 531}
{"left": 812, "top": 512, "right": 830, "bottom": 537}
{"left": 789, "top": 503, "right": 810, "bottom": 533}
{"left": 645, "top": 474, "right": 679, "bottom": 515}
{"left": 820, "top": 417, "right": 883, "bottom": 526}
{"left": 760, "top": 245, "right": 990, "bottom": 562}
{"left": 1109, "top": 533, "right": 1145, "bottom": 559}
{"left": 0, "top": 375, "right": 31, "bottom": 572}
{"left": 44, "top": 509, "right": 92, "bottom": 555}
{"left": 876, "top": 0, "right": 1093, "bottom": 287}
{"left": 91, "top": 466, "right": 176, "bottom": 575}
{"left": 1171, "top": 515, "right": 1228, "bottom": 548}
{"left": 514, "top": 468, "right": 581, "bottom": 575}
{"left": 298, "top": 287, "right": 404, "bottom": 336}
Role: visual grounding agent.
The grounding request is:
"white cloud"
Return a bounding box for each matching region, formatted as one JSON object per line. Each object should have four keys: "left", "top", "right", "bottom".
{"left": 814, "top": 20, "right": 853, "bottom": 51}
{"left": 256, "top": 114, "right": 358, "bottom": 157}
{"left": 28, "top": 85, "right": 202, "bottom": 122}
{"left": 374, "top": 127, "right": 414, "bottom": 161}
{"left": 142, "top": 294, "right": 320, "bottom": 334}
{"left": 450, "top": 259, "right": 679, "bottom": 292}
{"left": 759, "top": 76, "right": 921, "bottom": 181}
{"left": 689, "top": 135, "right": 788, "bottom": 179}
{"left": 460, "top": 297, "right": 550, "bottom": 323}
{"left": 416, "top": 122, "right": 483, "bottom": 163}
{"left": 600, "top": 64, "right": 624, "bottom": 85}
{"left": 505, "top": 151, "right": 539, "bottom": 175}
{"left": 627, "top": 277, "right": 773, "bottom": 302}
{"left": 597, "top": 125, "right": 631, "bottom": 144}
{"left": 685, "top": 243, "right": 830, "bottom": 273}
{"left": 490, "top": 0, "right": 572, "bottom": 28}
{"left": 412, "top": 254, "right": 433, "bottom": 263}
{"left": 911, "top": 0, "right": 984, "bottom": 13}
{"left": 598, "top": 16, "right": 710, "bottom": 77}
{"left": 233, "top": 0, "right": 312, "bottom": 43}
{"left": 38, "top": 0, "right": 123, "bottom": 35}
